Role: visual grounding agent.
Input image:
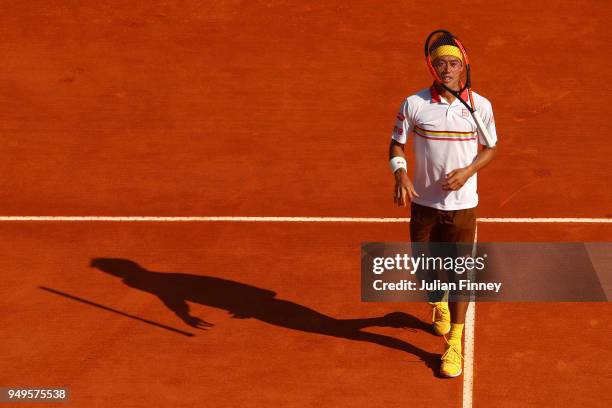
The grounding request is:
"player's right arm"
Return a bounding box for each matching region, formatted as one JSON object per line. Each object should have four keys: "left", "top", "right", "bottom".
{"left": 389, "top": 99, "right": 419, "bottom": 207}
{"left": 389, "top": 139, "right": 419, "bottom": 207}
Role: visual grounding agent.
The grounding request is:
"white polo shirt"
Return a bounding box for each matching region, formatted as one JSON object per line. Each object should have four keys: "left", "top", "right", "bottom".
{"left": 391, "top": 86, "right": 497, "bottom": 211}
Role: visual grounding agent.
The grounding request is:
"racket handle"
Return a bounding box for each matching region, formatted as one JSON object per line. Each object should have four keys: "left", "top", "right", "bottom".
{"left": 472, "top": 110, "right": 496, "bottom": 148}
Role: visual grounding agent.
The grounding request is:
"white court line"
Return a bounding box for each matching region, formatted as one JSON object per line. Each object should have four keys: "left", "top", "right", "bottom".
{"left": 0, "top": 216, "right": 610, "bottom": 223}
{"left": 463, "top": 226, "right": 478, "bottom": 408}
{"left": 478, "top": 217, "right": 612, "bottom": 223}
{"left": 463, "top": 302, "right": 476, "bottom": 408}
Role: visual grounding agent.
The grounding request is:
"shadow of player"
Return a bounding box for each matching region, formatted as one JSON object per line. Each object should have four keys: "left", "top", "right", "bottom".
{"left": 90, "top": 257, "right": 438, "bottom": 371}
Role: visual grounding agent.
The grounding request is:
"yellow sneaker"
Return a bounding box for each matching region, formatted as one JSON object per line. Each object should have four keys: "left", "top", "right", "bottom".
{"left": 429, "top": 301, "right": 450, "bottom": 336}
{"left": 440, "top": 338, "right": 463, "bottom": 378}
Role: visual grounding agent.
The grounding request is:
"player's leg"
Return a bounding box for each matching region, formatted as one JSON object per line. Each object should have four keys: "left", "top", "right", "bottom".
{"left": 437, "top": 207, "right": 476, "bottom": 377}
{"left": 410, "top": 203, "right": 450, "bottom": 335}
{"left": 443, "top": 206, "right": 476, "bottom": 324}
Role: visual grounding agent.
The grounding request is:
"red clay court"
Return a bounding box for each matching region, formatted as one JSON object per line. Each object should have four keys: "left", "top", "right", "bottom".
{"left": 1, "top": 1, "right": 610, "bottom": 407}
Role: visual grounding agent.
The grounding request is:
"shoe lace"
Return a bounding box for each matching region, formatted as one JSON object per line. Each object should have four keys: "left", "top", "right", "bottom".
{"left": 441, "top": 337, "right": 463, "bottom": 364}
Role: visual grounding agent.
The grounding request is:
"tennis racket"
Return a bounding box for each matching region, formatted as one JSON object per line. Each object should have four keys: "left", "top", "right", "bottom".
{"left": 424, "top": 29, "right": 495, "bottom": 148}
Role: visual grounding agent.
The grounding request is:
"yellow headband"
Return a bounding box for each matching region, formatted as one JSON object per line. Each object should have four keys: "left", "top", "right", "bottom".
{"left": 430, "top": 45, "right": 463, "bottom": 61}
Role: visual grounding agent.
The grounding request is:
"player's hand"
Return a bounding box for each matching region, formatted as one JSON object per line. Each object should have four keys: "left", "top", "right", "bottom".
{"left": 394, "top": 170, "right": 419, "bottom": 207}
{"left": 443, "top": 167, "right": 475, "bottom": 191}
{"left": 183, "top": 315, "right": 214, "bottom": 329}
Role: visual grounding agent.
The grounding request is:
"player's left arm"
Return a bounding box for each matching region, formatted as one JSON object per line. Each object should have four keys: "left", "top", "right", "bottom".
{"left": 443, "top": 145, "right": 496, "bottom": 191}
{"left": 443, "top": 98, "right": 497, "bottom": 191}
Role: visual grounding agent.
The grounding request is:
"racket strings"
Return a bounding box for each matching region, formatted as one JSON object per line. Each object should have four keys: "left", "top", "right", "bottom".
{"left": 427, "top": 33, "right": 456, "bottom": 54}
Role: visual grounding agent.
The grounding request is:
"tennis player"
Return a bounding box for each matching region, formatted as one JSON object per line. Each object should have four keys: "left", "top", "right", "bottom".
{"left": 388, "top": 41, "right": 497, "bottom": 377}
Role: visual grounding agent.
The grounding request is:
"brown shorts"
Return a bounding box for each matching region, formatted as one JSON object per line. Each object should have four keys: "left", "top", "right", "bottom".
{"left": 410, "top": 202, "right": 476, "bottom": 244}
{"left": 410, "top": 202, "right": 477, "bottom": 302}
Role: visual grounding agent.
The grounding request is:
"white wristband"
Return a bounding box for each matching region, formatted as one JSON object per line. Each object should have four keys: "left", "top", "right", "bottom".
{"left": 390, "top": 156, "right": 407, "bottom": 174}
